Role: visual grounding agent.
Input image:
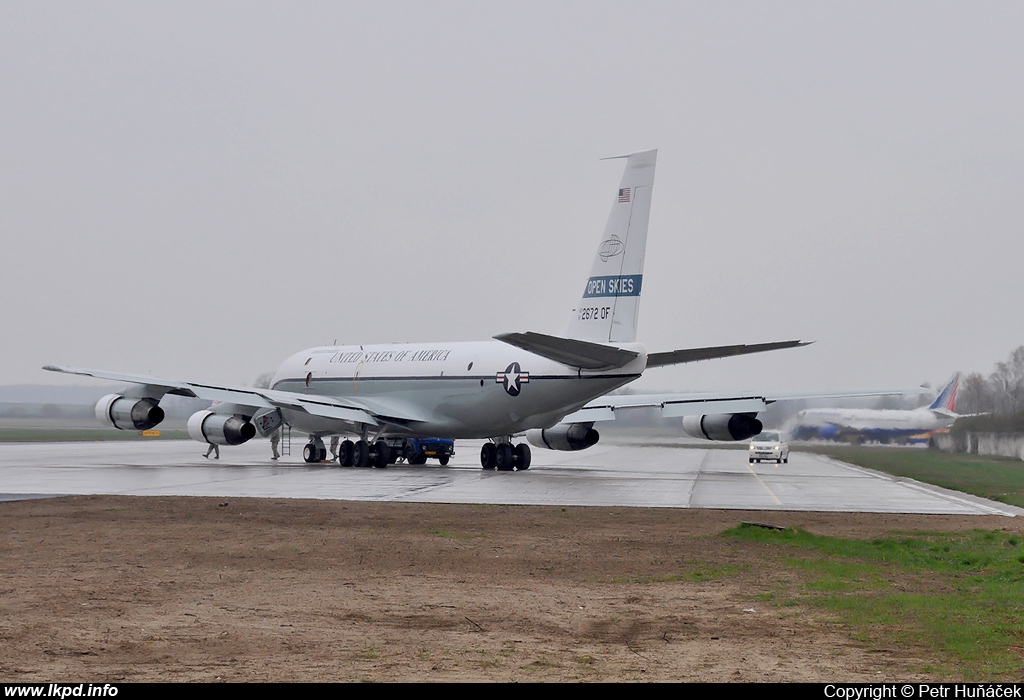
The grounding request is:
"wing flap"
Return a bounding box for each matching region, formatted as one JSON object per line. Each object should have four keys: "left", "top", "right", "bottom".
{"left": 280, "top": 400, "right": 379, "bottom": 425}
{"left": 560, "top": 406, "right": 616, "bottom": 423}
{"left": 660, "top": 398, "right": 768, "bottom": 417}
{"left": 565, "top": 394, "right": 769, "bottom": 422}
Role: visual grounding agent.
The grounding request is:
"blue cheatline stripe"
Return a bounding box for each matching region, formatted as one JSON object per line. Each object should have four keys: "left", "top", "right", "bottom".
{"left": 581, "top": 275, "right": 643, "bottom": 298}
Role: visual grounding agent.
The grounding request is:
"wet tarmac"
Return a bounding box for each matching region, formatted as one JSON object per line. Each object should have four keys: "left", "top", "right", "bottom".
{"left": 0, "top": 438, "right": 1017, "bottom": 515}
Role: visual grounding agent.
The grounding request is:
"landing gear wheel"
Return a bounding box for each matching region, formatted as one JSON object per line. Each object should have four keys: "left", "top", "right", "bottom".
{"left": 373, "top": 440, "right": 390, "bottom": 468}
{"left": 480, "top": 443, "right": 496, "bottom": 470}
{"left": 495, "top": 443, "right": 514, "bottom": 471}
{"left": 304, "top": 438, "right": 327, "bottom": 463}
{"left": 514, "top": 443, "right": 531, "bottom": 470}
{"left": 352, "top": 440, "right": 370, "bottom": 468}
{"left": 338, "top": 440, "right": 354, "bottom": 467}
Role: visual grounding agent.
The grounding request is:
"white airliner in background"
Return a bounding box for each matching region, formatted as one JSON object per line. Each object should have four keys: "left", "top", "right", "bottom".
{"left": 46, "top": 149, "right": 909, "bottom": 470}
{"left": 790, "top": 373, "right": 963, "bottom": 444}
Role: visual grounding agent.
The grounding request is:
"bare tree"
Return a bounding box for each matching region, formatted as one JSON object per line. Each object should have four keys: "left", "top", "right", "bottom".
{"left": 990, "top": 346, "right": 1024, "bottom": 415}
{"left": 957, "top": 372, "right": 995, "bottom": 416}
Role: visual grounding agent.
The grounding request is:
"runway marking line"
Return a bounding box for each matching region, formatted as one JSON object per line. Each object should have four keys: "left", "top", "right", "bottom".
{"left": 745, "top": 461, "right": 783, "bottom": 506}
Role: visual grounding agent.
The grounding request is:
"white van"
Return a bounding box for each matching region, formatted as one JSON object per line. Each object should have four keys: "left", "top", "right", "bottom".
{"left": 749, "top": 430, "right": 790, "bottom": 464}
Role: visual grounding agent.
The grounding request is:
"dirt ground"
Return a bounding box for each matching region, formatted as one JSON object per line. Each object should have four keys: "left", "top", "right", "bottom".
{"left": 2, "top": 495, "right": 1021, "bottom": 682}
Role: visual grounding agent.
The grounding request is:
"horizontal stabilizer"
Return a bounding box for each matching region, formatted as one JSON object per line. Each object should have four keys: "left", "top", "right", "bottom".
{"left": 494, "top": 331, "right": 640, "bottom": 370}
{"left": 646, "top": 340, "right": 811, "bottom": 368}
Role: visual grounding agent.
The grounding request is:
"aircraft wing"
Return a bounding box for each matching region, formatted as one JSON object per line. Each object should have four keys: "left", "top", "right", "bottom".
{"left": 562, "top": 387, "right": 927, "bottom": 423}
{"left": 41, "top": 365, "right": 426, "bottom": 427}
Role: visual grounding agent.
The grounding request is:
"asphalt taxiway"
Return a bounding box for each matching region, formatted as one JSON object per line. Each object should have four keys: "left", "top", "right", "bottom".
{"left": 0, "top": 438, "right": 1017, "bottom": 515}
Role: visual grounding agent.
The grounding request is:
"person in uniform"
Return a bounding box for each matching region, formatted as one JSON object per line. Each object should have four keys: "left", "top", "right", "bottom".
{"left": 271, "top": 427, "right": 282, "bottom": 460}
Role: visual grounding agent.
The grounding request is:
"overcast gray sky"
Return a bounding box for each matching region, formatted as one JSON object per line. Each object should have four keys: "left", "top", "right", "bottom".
{"left": 2, "top": 1, "right": 1021, "bottom": 396}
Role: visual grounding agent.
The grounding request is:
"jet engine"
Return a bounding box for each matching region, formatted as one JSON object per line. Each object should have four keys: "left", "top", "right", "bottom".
{"left": 187, "top": 410, "right": 256, "bottom": 446}
{"left": 95, "top": 394, "right": 165, "bottom": 431}
{"left": 526, "top": 422, "right": 600, "bottom": 451}
{"left": 682, "top": 413, "right": 762, "bottom": 441}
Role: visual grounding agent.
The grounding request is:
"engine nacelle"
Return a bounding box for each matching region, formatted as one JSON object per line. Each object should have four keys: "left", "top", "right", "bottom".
{"left": 526, "top": 422, "right": 600, "bottom": 451}
{"left": 187, "top": 410, "right": 256, "bottom": 446}
{"left": 95, "top": 394, "right": 165, "bottom": 431}
{"left": 682, "top": 413, "right": 762, "bottom": 442}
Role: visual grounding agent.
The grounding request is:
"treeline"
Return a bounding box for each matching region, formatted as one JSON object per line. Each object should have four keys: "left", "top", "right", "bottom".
{"left": 0, "top": 403, "right": 94, "bottom": 419}
{"left": 952, "top": 346, "right": 1024, "bottom": 433}
{"left": 0, "top": 394, "right": 209, "bottom": 422}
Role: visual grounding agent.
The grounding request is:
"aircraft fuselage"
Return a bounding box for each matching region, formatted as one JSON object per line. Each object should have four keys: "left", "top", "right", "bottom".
{"left": 270, "top": 340, "right": 648, "bottom": 438}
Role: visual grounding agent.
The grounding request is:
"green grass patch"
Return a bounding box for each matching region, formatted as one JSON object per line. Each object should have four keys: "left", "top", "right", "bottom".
{"left": 802, "top": 445, "right": 1024, "bottom": 508}
{"left": 725, "top": 523, "right": 1024, "bottom": 679}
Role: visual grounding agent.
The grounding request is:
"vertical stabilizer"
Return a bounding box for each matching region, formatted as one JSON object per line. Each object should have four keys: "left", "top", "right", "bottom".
{"left": 566, "top": 149, "right": 657, "bottom": 344}
{"left": 929, "top": 373, "right": 961, "bottom": 412}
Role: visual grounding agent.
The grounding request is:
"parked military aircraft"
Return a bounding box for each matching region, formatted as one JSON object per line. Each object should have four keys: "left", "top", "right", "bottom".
{"left": 46, "top": 150, "right": 906, "bottom": 469}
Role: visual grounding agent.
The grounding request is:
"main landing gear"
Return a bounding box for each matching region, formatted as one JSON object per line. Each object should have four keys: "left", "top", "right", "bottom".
{"left": 480, "top": 440, "right": 531, "bottom": 471}
{"left": 303, "top": 437, "right": 391, "bottom": 468}
{"left": 337, "top": 438, "right": 391, "bottom": 468}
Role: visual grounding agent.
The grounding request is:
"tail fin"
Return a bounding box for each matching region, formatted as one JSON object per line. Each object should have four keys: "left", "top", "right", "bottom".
{"left": 929, "top": 373, "right": 960, "bottom": 412}
{"left": 566, "top": 149, "right": 657, "bottom": 344}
